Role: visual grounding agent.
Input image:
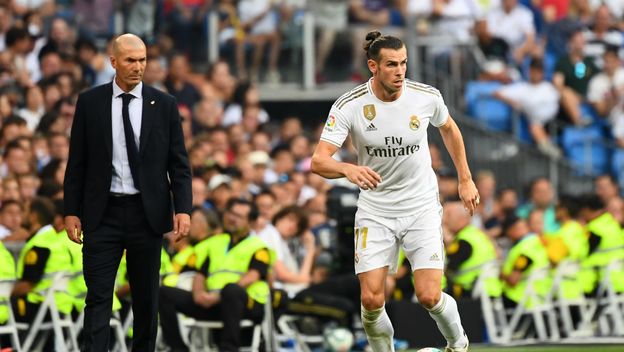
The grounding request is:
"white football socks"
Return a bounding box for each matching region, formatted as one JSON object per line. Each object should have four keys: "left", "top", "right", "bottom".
{"left": 361, "top": 304, "right": 395, "bottom": 352}
{"left": 426, "top": 292, "right": 467, "bottom": 348}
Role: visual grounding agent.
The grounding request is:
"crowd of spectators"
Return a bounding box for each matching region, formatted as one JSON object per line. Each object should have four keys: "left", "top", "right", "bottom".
{"left": 0, "top": 0, "right": 623, "bottom": 350}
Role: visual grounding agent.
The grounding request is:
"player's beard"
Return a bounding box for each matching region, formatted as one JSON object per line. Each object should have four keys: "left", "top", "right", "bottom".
{"left": 380, "top": 78, "right": 401, "bottom": 96}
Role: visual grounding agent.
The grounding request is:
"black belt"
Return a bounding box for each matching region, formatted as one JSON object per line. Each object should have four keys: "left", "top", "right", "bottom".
{"left": 109, "top": 192, "right": 140, "bottom": 199}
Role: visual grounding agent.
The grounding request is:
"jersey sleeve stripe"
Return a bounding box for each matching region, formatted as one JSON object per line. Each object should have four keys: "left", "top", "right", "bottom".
{"left": 337, "top": 90, "right": 368, "bottom": 109}
{"left": 406, "top": 84, "right": 441, "bottom": 97}
{"left": 334, "top": 83, "right": 367, "bottom": 107}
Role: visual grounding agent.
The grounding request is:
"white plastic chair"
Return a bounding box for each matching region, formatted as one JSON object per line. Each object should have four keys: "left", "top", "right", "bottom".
{"left": 20, "top": 271, "right": 79, "bottom": 352}
{"left": 593, "top": 259, "right": 624, "bottom": 336}
{"left": 501, "top": 267, "right": 559, "bottom": 343}
{"left": 550, "top": 260, "right": 593, "bottom": 338}
{"left": 472, "top": 261, "right": 508, "bottom": 344}
{"left": 174, "top": 272, "right": 262, "bottom": 352}
{"left": 0, "top": 279, "right": 21, "bottom": 351}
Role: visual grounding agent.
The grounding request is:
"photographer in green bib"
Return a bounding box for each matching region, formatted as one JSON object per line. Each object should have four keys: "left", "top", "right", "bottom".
{"left": 158, "top": 198, "right": 273, "bottom": 352}
{"left": 10, "top": 197, "right": 73, "bottom": 351}
{"left": 500, "top": 214, "right": 551, "bottom": 309}
{"left": 578, "top": 194, "right": 624, "bottom": 296}
{"left": 0, "top": 240, "right": 16, "bottom": 349}
{"left": 443, "top": 201, "right": 502, "bottom": 299}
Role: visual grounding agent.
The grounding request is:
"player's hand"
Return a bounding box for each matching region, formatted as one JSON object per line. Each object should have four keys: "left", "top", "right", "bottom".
{"left": 64, "top": 216, "right": 83, "bottom": 244}
{"left": 344, "top": 164, "right": 382, "bottom": 190}
{"left": 458, "top": 179, "right": 480, "bottom": 216}
{"left": 172, "top": 213, "right": 191, "bottom": 242}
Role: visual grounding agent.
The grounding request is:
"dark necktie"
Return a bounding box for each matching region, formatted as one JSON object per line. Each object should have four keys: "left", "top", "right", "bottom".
{"left": 120, "top": 93, "right": 141, "bottom": 190}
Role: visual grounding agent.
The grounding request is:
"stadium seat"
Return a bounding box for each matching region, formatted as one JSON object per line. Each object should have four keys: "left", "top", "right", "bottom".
{"left": 0, "top": 279, "right": 21, "bottom": 351}
{"left": 549, "top": 260, "right": 593, "bottom": 339}
{"left": 174, "top": 272, "right": 263, "bottom": 352}
{"left": 472, "top": 261, "right": 507, "bottom": 344}
{"left": 561, "top": 125, "right": 610, "bottom": 176}
{"left": 464, "top": 81, "right": 512, "bottom": 132}
{"left": 19, "top": 271, "right": 79, "bottom": 352}
{"left": 590, "top": 259, "right": 624, "bottom": 337}
{"left": 501, "top": 267, "right": 560, "bottom": 343}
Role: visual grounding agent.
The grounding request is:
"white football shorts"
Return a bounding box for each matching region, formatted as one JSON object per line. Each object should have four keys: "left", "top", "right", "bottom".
{"left": 353, "top": 205, "right": 444, "bottom": 275}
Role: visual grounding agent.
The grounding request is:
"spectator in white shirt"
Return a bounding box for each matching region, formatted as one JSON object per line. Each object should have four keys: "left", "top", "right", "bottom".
{"left": 17, "top": 85, "right": 44, "bottom": 131}
{"left": 494, "top": 58, "right": 562, "bottom": 158}
{"left": 588, "top": 45, "right": 624, "bottom": 124}
{"left": 486, "top": 0, "right": 536, "bottom": 63}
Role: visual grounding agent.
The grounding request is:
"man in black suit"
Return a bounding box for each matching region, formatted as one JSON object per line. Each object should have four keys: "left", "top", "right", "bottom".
{"left": 63, "top": 33, "right": 192, "bottom": 352}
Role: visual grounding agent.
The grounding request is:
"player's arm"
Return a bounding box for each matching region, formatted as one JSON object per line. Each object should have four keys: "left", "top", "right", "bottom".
{"left": 311, "top": 141, "right": 381, "bottom": 190}
{"left": 438, "top": 116, "right": 479, "bottom": 214}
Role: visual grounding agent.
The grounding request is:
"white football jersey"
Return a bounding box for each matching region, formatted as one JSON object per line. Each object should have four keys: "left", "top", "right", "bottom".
{"left": 320, "top": 78, "right": 449, "bottom": 217}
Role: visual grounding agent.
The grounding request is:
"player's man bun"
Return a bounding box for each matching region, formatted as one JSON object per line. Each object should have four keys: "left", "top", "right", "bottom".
{"left": 363, "top": 31, "right": 382, "bottom": 52}
{"left": 362, "top": 31, "right": 404, "bottom": 62}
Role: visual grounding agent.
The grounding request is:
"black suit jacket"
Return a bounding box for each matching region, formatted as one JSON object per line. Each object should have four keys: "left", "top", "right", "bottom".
{"left": 64, "top": 82, "right": 192, "bottom": 234}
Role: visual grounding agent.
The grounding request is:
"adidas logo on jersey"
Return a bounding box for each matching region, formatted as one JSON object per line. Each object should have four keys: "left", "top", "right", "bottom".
{"left": 365, "top": 123, "right": 377, "bottom": 131}
{"left": 430, "top": 253, "right": 440, "bottom": 261}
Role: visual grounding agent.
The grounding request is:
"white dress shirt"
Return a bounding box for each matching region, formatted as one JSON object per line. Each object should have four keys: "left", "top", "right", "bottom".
{"left": 110, "top": 79, "right": 143, "bottom": 194}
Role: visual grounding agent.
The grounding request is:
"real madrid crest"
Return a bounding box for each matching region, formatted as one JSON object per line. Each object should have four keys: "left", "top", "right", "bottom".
{"left": 409, "top": 115, "right": 420, "bottom": 130}
{"left": 363, "top": 104, "right": 376, "bottom": 120}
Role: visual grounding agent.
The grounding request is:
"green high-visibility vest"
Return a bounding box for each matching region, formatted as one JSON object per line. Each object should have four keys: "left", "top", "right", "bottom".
{"left": 452, "top": 225, "right": 502, "bottom": 297}
{"left": 580, "top": 213, "right": 624, "bottom": 293}
{"left": 196, "top": 234, "right": 272, "bottom": 304}
{"left": 0, "top": 241, "right": 16, "bottom": 324}
{"left": 17, "top": 225, "right": 73, "bottom": 314}
{"left": 557, "top": 220, "right": 589, "bottom": 261}
{"left": 60, "top": 230, "right": 88, "bottom": 312}
{"left": 502, "top": 234, "right": 551, "bottom": 307}
{"left": 163, "top": 245, "right": 195, "bottom": 287}
{"left": 552, "top": 221, "right": 587, "bottom": 300}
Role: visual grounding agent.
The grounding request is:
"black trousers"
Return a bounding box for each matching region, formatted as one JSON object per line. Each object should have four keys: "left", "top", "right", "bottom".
{"left": 81, "top": 194, "right": 162, "bottom": 352}
{"left": 288, "top": 274, "right": 361, "bottom": 328}
{"left": 159, "top": 284, "right": 264, "bottom": 352}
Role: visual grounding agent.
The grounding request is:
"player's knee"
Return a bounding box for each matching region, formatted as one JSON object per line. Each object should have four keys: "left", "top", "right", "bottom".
{"left": 416, "top": 290, "right": 441, "bottom": 310}
{"left": 360, "top": 291, "right": 385, "bottom": 311}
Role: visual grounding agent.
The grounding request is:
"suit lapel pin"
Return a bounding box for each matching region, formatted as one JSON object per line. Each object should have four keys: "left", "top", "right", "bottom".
{"left": 150, "top": 100, "right": 155, "bottom": 105}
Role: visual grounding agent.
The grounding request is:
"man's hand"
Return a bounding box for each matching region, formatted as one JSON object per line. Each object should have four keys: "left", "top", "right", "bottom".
{"left": 172, "top": 213, "right": 191, "bottom": 242}
{"left": 344, "top": 164, "right": 382, "bottom": 190}
{"left": 65, "top": 216, "right": 83, "bottom": 244}
{"left": 193, "top": 291, "right": 220, "bottom": 308}
{"left": 458, "top": 179, "right": 480, "bottom": 216}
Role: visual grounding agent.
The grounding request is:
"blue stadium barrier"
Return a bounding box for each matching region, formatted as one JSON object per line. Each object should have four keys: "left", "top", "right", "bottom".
{"left": 561, "top": 125, "right": 610, "bottom": 176}
{"left": 464, "top": 81, "right": 512, "bottom": 132}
